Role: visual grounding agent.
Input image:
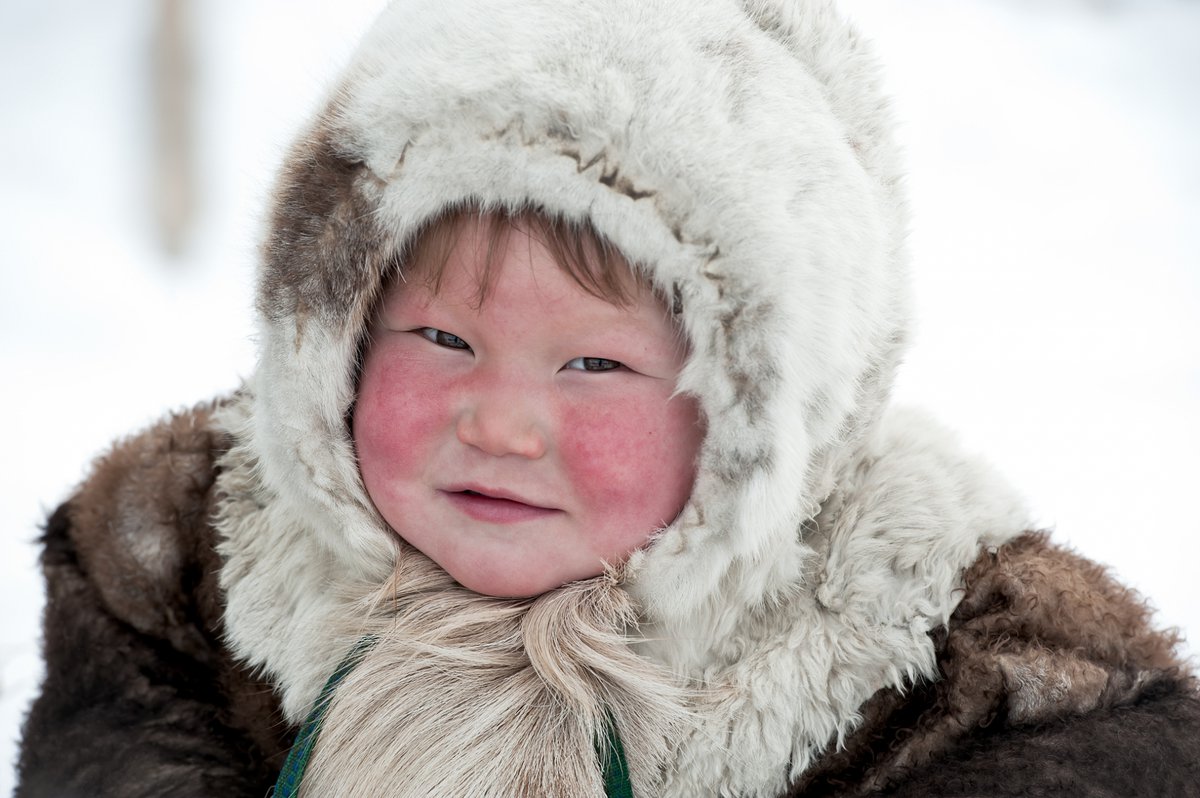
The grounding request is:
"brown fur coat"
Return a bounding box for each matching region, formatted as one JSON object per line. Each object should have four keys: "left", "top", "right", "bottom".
{"left": 15, "top": 404, "right": 1200, "bottom": 797}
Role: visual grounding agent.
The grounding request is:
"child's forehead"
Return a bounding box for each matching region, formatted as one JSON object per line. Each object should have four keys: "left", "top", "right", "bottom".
{"left": 390, "top": 207, "right": 649, "bottom": 310}
{"left": 375, "top": 212, "right": 688, "bottom": 355}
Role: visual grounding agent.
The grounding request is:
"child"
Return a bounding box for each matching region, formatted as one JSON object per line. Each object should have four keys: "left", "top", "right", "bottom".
{"left": 17, "top": 0, "right": 1200, "bottom": 796}
{"left": 354, "top": 210, "right": 703, "bottom": 600}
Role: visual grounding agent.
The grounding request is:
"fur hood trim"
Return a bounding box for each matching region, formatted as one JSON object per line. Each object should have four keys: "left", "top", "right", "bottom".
{"left": 215, "top": 0, "right": 1030, "bottom": 791}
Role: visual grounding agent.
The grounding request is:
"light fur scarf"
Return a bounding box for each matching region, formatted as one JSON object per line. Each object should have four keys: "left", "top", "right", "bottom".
{"left": 300, "top": 548, "right": 694, "bottom": 797}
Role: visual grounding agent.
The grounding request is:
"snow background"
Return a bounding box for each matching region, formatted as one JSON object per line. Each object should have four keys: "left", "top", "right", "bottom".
{"left": 1, "top": 0, "right": 1197, "bottom": 791}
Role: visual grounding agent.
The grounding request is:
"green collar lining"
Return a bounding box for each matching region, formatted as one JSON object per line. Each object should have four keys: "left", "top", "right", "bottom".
{"left": 271, "top": 636, "right": 635, "bottom": 797}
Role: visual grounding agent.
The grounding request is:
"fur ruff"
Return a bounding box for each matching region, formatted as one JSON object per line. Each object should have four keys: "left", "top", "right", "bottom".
{"left": 301, "top": 555, "right": 692, "bottom": 797}
{"left": 645, "top": 408, "right": 1028, "bottom": 797}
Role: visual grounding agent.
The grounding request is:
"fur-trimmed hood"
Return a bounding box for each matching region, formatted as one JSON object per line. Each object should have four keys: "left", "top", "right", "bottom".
{"left": 214, "top": 0, "right": 1030, "bottom": 794}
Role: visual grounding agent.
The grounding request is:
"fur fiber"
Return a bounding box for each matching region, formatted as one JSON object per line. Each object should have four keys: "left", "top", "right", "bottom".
{"left": 16, "top": 406, "right": 289, "bottom": 798}
{"left": 18, "top": 0, "right": 1200, "bottom": 795}
{"left": 300, "top": 563, "right": 691, "bottom": 798}
{"left": 791, "top": 531, "right": 1200, "bottom": 797}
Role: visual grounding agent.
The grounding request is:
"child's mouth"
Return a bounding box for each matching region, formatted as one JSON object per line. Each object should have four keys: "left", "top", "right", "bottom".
{"left": 442, "top": 487, "right": 559, "bottom": 524}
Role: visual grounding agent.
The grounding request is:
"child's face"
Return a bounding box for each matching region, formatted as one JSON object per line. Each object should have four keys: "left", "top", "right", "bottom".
{"left": 354, "top": 216, "right": 703, "bottom": 597}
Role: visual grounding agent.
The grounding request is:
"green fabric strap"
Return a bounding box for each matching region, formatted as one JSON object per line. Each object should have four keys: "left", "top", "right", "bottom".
{"left": 271, "top": 635, "right": 378, "bottom": 798}
{"left": 600, "top": 712, "right": 635, "bottom": 798}
{"left": 271, "top": 636, "right": 636, "bottom": 798}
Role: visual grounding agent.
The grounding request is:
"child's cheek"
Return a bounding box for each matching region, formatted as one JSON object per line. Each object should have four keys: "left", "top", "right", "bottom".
{"left": 558, "top": 390, "right": 698, "bottom": 522}
{"left": 355, "top": 347, "right": 448, "bottom": 489}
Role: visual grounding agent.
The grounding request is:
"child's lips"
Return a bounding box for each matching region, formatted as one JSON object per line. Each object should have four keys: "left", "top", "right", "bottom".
{"left": 439, "top": 486, "right": 561, "bottom": 525}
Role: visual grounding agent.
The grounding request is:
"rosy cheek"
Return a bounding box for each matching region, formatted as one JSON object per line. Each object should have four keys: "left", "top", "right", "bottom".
{"left": 559, "top": 389, "right": 701, "bottom": 533}
{"left": 354, "top": 344, "right": 448, "bottom": 494}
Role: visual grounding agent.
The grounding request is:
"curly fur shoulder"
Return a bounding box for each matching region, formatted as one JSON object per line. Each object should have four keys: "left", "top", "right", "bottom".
{"left": 18, "top": 402, "right": 290, "bottom": 797}
{"left": 66, "top": 403, "right": 228, "bottom": 656}
{"left": 793, "top": 532, "right": 1199, "bottom": 796}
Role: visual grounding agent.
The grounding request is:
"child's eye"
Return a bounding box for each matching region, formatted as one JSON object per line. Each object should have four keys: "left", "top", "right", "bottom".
{"left": 418, "top": 327, "right": 471, "bottom": 351}
{"left": 563, "top": 357, "right": 623, "bottom": 372}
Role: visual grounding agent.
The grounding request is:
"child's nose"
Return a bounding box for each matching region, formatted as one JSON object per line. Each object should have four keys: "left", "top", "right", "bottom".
{"left": 455, "top": 388, "right": 548, "bottom": 460}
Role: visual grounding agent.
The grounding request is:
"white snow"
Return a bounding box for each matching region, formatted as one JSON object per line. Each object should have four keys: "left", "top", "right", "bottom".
{"left": 1, "top": 0, "right": 1197, "bottom": 792}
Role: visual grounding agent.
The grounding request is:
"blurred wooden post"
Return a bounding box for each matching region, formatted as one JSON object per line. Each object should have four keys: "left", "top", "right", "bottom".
{"left": 152, "top": 0, "right": 195, "bottom": 257}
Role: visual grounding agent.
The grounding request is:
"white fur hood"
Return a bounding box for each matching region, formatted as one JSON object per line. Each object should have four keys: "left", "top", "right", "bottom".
{"left": 215, "top": 0, "right": 1030, "bottom": 794}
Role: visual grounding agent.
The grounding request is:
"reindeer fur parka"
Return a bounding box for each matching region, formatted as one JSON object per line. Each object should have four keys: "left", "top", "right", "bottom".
{"left": 18, "top": 0, "right": 1200, "bottom": 796}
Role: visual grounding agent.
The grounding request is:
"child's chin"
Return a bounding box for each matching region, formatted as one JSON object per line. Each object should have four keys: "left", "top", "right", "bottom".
{"left": 452, "top": 570, "right": 552, "bottom": 599}
{"left": 452, "top": 568, "right": 590, "bottom": 599}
